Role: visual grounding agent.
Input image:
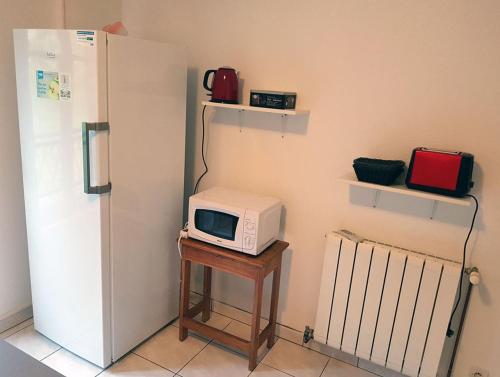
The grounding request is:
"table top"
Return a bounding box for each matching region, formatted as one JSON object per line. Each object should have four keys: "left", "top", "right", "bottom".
{"left": 180, "top": 238, "right": 289, "bottom": 268}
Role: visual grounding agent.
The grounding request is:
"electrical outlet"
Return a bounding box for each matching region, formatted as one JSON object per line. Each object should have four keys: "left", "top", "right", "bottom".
{"left": 470, "top": 367, "right": 489, "bottom": 377}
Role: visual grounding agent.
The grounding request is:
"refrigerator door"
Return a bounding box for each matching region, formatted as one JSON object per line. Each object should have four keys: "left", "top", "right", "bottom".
{"left": 14, "top": 29, "right": 111, "bottom": 367}
{"left": 107, "top": 34, "right": 186, "bottom": 360}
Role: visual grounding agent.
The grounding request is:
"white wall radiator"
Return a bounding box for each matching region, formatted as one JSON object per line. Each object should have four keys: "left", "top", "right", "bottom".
{"left": 314, "top": 232, "right": 461, "bottom": 377}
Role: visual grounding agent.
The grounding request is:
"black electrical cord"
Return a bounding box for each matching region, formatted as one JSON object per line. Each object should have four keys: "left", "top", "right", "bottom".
{"left": 447, "top": 193, "right": 479, "bottom": 337}
{"left": 193, "top": 105, "right": 208, "bottom": 195}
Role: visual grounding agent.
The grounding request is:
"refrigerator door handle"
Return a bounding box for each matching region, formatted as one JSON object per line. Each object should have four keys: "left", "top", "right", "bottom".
{"left": 82, "top": 122, "right": 112, "bottom": 194}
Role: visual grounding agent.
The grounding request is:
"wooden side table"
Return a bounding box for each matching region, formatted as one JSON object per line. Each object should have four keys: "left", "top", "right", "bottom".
{"left": 178, "top": 237, "right": 289, "bottom": 371}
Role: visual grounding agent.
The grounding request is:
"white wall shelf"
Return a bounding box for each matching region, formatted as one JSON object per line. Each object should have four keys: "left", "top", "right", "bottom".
{"left": 201, "top": 101, "right": 309, "bottom": 116}
{"left": 339, "top": 175, "right": 471, "bottom": 218}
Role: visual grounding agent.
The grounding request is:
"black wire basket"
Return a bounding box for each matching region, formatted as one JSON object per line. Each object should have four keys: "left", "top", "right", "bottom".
{"left": 353, "top": 158, "right": 405, "bottom": 186}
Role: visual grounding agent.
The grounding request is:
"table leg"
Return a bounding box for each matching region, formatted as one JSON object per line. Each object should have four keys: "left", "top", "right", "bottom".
{"left": 249, "top": 272, "right": 264, "bottom": 371}
{"left": 202, "top": 266, "right": 212, "bottom": 322}
{"left": 268, "top": 256, "right": 282, "bottom": 348}
{"left": 179, "top": 258, "right": 191, "bottom": 341}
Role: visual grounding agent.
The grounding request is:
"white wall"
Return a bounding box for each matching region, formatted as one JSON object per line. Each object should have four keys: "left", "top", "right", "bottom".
{"left": 64, "top": 0, "right": 121, "bottom": 30}
{"left": 120, "top": 1, "right": 500, "bottom": 376}
{"left": 0, "top": 0, "right": 64, "bottom": 327}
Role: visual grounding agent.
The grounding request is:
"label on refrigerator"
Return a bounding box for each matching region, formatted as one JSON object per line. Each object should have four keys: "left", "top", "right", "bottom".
{"left": 59, "top": 73, "right": 71, "bottom": 101}
{"left": 76, "top": 30, "right": 95, "bottom": 46}
{"left": 36, "top": 70, "right": 71, "bottom": 101}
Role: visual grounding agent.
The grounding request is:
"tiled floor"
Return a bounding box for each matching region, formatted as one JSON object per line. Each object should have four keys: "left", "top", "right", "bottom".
{"left": 0, "top": 309, "right": 377, "bottom": 377}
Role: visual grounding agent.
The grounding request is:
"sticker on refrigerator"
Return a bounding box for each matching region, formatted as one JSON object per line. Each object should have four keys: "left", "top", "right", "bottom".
{"left": 59, "top": 73, "right": 71, "bottom": 101}
{"left": 36, "top": 70, "right": 71, "bottom": 101}
{"left": 76, "top": 30, "right": 95, "bottom": 46}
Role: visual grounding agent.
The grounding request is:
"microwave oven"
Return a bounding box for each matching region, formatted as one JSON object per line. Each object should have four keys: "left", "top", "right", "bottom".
{"left": 188, "top": 187, "right": 282, "bottom": 255}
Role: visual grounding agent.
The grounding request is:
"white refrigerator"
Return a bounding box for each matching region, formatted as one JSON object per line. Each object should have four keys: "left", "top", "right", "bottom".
{"left": 13, "top": 29, "right": 186, "bottom": 367}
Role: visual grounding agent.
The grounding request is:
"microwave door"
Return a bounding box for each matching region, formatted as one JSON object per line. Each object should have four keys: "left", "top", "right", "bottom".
{"left": 195, "top": 209, "right": 239, "bottom": 240}
{"left": 193, "top": 209, "right": 243, "bottom": 250}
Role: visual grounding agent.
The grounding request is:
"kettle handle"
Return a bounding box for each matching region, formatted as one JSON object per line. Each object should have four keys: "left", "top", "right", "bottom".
{"left": 203, "top": 70, "right": 217, "bottom": 92}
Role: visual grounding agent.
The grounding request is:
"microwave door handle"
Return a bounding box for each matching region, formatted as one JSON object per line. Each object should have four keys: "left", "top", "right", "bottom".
{"left": 82, "top": 122, "right": 112, "bottom": 194}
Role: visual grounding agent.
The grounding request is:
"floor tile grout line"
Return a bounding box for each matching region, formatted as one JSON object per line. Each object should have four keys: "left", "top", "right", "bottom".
{"left": 211, "top": 305, "right": 293, "bottom": 330}
{"left": 318, "top": 356, "right": 331, "bottom": 377}
{"left": 39, "top": 346, "right": 62, "bottom": 362}
{"left": 174, "top": 319, "right": 223, "bottom": 376}
{"left": 1, "top": 318, "right": 33, "bottom": 334}
{"left": 179, "top": 319, "right": 278, "bottom": 376}
{"left": 209, "top": 298, "right": 343, "bottom": 354}
{"left": 194, "top": 295, "right": 305, "bottom": 342}
{"left": 258, "top": 361, "right": 297, "bottom": 377}
{"left": 181, "top": 307, "right": 332, "bottom": 365}
{"left": 1, "top": 318, "right": 34, "bottom": 340}
{"left": 41, "top": 322, "right": 360, "bottom": 377}
{"left": 211, "top": 323, "right": 260, "bottom": 359}
{"left": 210, "top": 308, "right": 304, "bottom": 347}
{"left": 15, "top": 307, "right": 372, "bottom": 377}
{"left": 210, "top": 300, "right": 270, "bottom": 322}
{"left": 176, "top": 339, "right": 212, "bottom": 374}
{"left": 213, "top": 309, "right": 304, "bottom": 348}
{"left": 95, "top": 347, "right": 139, "bottom": 376}
{"left": 279, "top": 337, "right": 335, "bottom": 359}
{"left": 132, "top": 351, "right": 178, "bottom": 374}
{"left": 211, "top": 296, "right": 313, "bottom": 334}
{"left": 210, "top": 297, "right": 259, "bottom": 318}
{"left": 210, "top": 308, "right": 253, "bottom": 326}
{"left": 171, "top": 309, "right": 235, "bottom": 329}
{"left": 262, "top": 337, "right": 349, "bottom": 377}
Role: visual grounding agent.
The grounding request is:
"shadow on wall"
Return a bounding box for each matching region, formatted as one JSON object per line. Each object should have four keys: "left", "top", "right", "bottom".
{"left": 183, "top": 67, "right": 199, "bottom": 221}
{"left": 276, "top": 247, "right": 293, "bottom": 322}
{"left": 348, "top": 161, "right": 483, "bottom": 230}
{"left": 274, "top": 207, "right": 287, "bottom": 242}
{"left": 203, "top": 246, "right": 294, "bottom": 322}
{"left": 349, "top": 186, "right": 480, "bottom": 228}
{"left": 210, "top": 107, "right": 310, "bottom": 136}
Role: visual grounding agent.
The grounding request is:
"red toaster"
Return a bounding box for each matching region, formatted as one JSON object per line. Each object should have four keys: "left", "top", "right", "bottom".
{"left": 406, "top": 148, "right": 474, "bottom": 197}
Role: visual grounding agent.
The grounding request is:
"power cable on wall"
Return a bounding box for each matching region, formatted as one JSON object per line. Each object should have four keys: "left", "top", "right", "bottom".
{"left": 193, "top": 105, "right": 208, "bottom": 194}
{"left": 447, "top": 193, "right": 479, "bottom": 336}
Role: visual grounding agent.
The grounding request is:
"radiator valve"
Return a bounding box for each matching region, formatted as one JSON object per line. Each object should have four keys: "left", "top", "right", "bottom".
{"left": 303, "top": 326, "right": 314, "bottom": 344}
{"left": 466, "top": 267, "right": 481, "bottom": 285}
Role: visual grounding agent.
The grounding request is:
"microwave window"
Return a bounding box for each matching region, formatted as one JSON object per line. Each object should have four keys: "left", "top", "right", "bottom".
{"left": 194, "top": 209, "right": 239, "bottom": 241}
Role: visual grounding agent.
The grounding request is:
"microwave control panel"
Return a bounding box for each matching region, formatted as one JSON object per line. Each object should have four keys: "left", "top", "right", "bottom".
{"left": 243, "top": 213, "right": 257, "bottom": 250}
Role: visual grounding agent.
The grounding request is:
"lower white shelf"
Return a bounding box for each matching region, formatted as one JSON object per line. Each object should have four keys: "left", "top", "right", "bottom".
{"left": 339, "top": 175, "right": 472, "bottom": 207}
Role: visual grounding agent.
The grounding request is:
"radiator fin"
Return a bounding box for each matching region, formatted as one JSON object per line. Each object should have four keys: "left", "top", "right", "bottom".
{"left": 386, "top": 252, "right": 425, "bottom": 372}
{"left": 371, "top": 249, "right": 407, "bottom": 366}
{"left": 402, "top": 260, "right": 443, "bottom": 377}
{"left": 341, "top": 243, "right": 373, "bottom": 354}
{"left": 356, "top": 245, "right": 390, "bottom": 360}
{"left": 313, "top": 234, "right": 342, "bottom": 344}
{"left": 327, "top": 238, "right": 357, "bottom": 349}
{"left": 419, "top": 263, "right": 461, "bottom": 377}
